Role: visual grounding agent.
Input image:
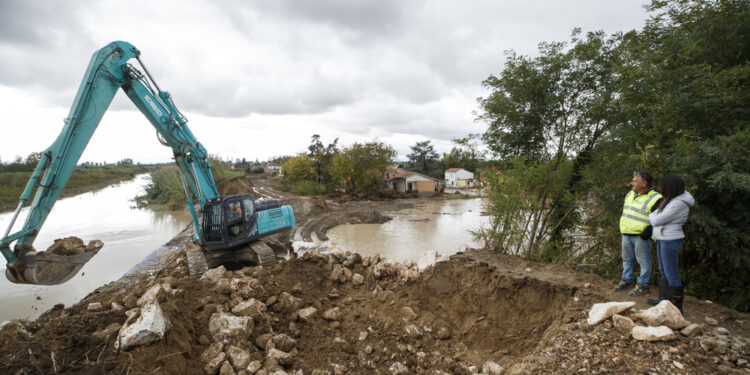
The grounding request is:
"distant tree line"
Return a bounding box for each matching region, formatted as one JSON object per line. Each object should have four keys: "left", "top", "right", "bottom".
{"left": 279, "top": 135, "right": 486, "bottom": 195}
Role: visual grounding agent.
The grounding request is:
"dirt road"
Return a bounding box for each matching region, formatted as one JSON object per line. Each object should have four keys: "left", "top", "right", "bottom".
{"left": 0, "top": 177, "right": 747, "bottom": 374}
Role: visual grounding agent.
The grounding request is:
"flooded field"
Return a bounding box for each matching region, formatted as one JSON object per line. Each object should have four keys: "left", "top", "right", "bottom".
{"left": 326, "top": 198, "right": 487, "bottom": 262}
{"left": 0, "top": 174, "right": 191, "bottom": 322}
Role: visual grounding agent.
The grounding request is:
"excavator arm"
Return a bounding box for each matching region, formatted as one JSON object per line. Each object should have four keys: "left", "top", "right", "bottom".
{"left": 1, "top": 41, "right": 293, "bottom": 285}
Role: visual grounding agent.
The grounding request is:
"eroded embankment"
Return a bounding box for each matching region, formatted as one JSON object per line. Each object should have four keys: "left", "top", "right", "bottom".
{"left": 0, "top": 248, "right": 577, "bottom": 374}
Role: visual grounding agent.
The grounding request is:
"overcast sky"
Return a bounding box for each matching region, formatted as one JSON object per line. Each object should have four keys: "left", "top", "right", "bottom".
{"left": 0, "top": 0, "right": 650, "bottom": 164}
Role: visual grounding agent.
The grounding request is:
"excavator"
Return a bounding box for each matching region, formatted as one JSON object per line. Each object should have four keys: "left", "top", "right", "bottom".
{"left": 0, "top": 41, "right": 295, "bottom": 285}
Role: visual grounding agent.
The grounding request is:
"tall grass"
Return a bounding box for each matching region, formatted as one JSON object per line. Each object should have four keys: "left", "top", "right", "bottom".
{"left": 136, "top": 158, "right": 244, "bottom": 209}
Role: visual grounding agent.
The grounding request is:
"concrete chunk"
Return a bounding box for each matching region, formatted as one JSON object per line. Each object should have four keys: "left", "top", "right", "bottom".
{"left": 632, "top": 325, "right": 676, "bottom": 341}
{"left": 587, "top": 302, "right": 636, "bottom": 325}
{"left": 116, "top": 302, "right": 170, "bottom": 351}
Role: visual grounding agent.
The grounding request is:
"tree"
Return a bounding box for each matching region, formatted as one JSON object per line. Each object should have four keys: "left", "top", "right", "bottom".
{"left": 307, "top": 134, "right": 339, "bottom": 189}
{"left": 440, "top": 134, "right": 485, "bottom": 173}
{"left": 407, "top": 140, "right": 440, "bottom": 178}
{"left": 330, "top": 141, "right": 396, "bottom": 194}
{"left": 281, "top": 155, "right": 316, "bottom": 183}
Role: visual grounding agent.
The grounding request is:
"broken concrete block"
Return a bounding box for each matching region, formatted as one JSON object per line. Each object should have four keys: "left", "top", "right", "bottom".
{"left": 231, "top": 299, "right": 267, "bottom": 320}
{"left": 246, "top": 360, "right": 262, "bottom": 374}
{"left": 205, "top": 352, "right": 226, "bottom": 375}
{"left": 416, "top": 251, "right": 444, "bottom": 272}
{"left": 202, "top": 266, "right": 228, "bottom": 283}
{"left": 482, "top": 360, "right": 504, "bottom": 375}
{"left": 587, "top": 302, "right": 636, "bottom": 325}
{"left": 680, "top": 323, "right": 704, "bottom": 337}
{"left": 219, "top": 360, "right": 236, "bottom": 375}
{"left": 612, "top": 314, "right": 635, "bottom": 334}
{"left": 267, "top": 348, "right": 294, "bottom": 367}
{"left": 87, "top": 302, "right": 103, "bottom": 312}
{"left": 296, "top": 307, "right": 318, "bottom": 322}
{"left": 351, "top": 273, "right": 364, "bottom": 286}
{"left": 201, "top": 342, "right": 224, "bottom": 364}
{"left": 227, "top": 345, "right": 251, "bottom": 370}
{"left": 208, "top": 313, "right": 253, "bottom": 343}
{"left": 322, "top": 307, "right": 342, "bottom": 321}
{"left": 272, "top": 334, "right": 297, "bottom": 352}
{"left": 636, "top": 300, "right": 690, "bottom": 329}
{"left": 116, "top": 302, "right": 170, "bottom": 350}
{"left": 274, "top": 292, "right": 303, "bottom": 313}
{"left": 137, "top": 284, "right": 165, "bottom": 307}
{"left": 632, "top": 325, "right": 676, "bottom": 341}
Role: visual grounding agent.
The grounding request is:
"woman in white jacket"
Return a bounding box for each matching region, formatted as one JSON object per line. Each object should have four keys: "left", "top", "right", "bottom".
{"left": 647, "top": 176, "right": 694, "bottom": 313}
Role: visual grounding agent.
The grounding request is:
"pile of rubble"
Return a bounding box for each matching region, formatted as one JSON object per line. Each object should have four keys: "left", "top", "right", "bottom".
{"left": 1, "top": 246, "right": 748, "bottom": 374}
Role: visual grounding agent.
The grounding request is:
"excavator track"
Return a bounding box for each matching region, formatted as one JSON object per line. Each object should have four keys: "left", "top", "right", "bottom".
{"left": 186, "top": 246, "right": 209, "bottom": 278}
{"left": 250, "top": 241, "right": 277, "bottom": 267}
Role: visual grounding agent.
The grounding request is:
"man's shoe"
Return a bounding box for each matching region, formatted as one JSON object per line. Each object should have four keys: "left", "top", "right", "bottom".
{"left": 614, "top": 280, "right": 633, "bottom": 291}
{"left": 629, "top": 284, "right": 648, "bottom": 297}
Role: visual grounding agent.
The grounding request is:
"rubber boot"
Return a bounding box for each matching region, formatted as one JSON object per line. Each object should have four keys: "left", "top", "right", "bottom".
{"left": 647, "top": 278, "right": 668, "bottom": 306}
{"left": 667, "top": 285, "right": 684, "bottom": 314}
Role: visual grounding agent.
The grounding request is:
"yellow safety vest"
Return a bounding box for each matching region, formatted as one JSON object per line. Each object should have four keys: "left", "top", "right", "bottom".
{"left": 619, "top": 189, "right": 662, "bottom": 234}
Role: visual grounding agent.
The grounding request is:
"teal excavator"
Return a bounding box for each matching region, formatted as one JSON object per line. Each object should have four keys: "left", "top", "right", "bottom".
{"left": 0, "top": 41, "right": 295, "bottom": 285}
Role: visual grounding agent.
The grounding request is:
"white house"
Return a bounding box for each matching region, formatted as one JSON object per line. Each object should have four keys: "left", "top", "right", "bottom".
{"left": 444, "top": 168, "right": 474, "bottom": 188}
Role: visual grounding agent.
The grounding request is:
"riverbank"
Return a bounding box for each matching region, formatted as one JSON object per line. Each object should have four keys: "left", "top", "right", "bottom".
{"left": 0, "top": 164, "right": 148, "bottom": 213}
{"left": 0, "top": 177, "right": 748, "bottom": 374}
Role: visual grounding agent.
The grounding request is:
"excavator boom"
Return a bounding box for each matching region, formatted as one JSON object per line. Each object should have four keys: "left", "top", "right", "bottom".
{"left": 0, "top": 41, "right": 294, "bottom": 285}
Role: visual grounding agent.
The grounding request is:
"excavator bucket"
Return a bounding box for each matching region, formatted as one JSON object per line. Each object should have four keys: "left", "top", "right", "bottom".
{"left": 5, "top": 241, "right": 103, "bottom": 285}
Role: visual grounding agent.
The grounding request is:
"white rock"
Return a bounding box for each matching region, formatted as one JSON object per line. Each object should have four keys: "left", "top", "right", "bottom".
{"left": 246, "top": 360, "right": 262, "bottom": 374}
{"left": 636, "top": 300, "right": 690, "bottom": 329}
{"left": 227, "top": 345, "right": 251, "bottom": 369}
{"left": 219, "top": 360, "right": 236, "bottom": 375}
{"left": 680, "top": 323, "right": 704, "bottom": 337}
{"left": 482, "top": 361, "right": 503, "bottom": 375}
{"left": 587, "top": 302, "right": 636, "bottom": 325}
{"left": 205, "top": 352, "right": 226, "bottom": 375}
{"left": 416, "top": 251, "right": 444, "bottom": 272}
{"left": 715, "top": 327, "right": 730, "bottom": 336}
{"left": 272, "top": 334, "right": 297, "bottom": 352}
{"left": 632, "top": 325, "right": 676, "bottom": 341}
{"left": 202, "top": 266, "right": 228, "bottom": 283}
{"left": 296, "top": 307, "right": 318, "bottom": 322}
{"left": 116, "top": 302, "right": 169, "bottom": 350}
{"left": 351, "top": 273, "right": 364, "bottom": 286}
{"left": 612, "top": 314, "right": 635, "bottom": 334}
{"left": 704, "top": 316, "right": 719, "bottom": 326}
{"left": 201, "top": 342, "right": 224, "bottom": 364}
{"left": 359, "top": 331, "right": 368, "bottom": 341}
{"left": 137, "top": 284, "right": 166, "bottom": 307}
{"left": 111, "top": 302, "right": 124, "bottom": 311}
{"left": 323, "top": 307, "right": 342, "bottom": 321}
{"left": 231, "top": 299, "right": 267, "bottom": 319}
{"left": 389, "top": 362, "right": 409, "bottom": 374}
{"left": 208, "top": 313, "right": 253, "bottom": 342}
{"left": 87, "top": 302, "right": 103, "bottom": 311}
{"left": 673, "top": 361, "right": 684, "bottom": 370}
{"left": 267, "top": 348, "right": 294, "bottom": 366}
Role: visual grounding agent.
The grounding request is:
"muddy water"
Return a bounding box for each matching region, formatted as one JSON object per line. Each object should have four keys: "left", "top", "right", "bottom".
{"left": 0, "top": 174, "right": 191, "bottom": 323}
{"left": 326, "top": 198, "right": 487, "bottom": 263}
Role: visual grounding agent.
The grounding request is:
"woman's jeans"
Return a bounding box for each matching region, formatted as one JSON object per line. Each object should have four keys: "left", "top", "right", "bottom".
{"left": 621, "top": 235, "right": 651, "bottom": 287}
{"left": 656, "top": 239, "right": 683, "bottom": 286}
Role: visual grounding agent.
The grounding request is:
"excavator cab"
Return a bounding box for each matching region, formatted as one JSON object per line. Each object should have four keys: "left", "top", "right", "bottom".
{"left": 201, "top": 194, "right": 292, "bottom": 251}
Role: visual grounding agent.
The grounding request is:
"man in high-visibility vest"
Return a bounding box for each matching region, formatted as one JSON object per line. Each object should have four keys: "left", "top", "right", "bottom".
{"left": 617, "top": 171, "right": 663, "bottom": 296}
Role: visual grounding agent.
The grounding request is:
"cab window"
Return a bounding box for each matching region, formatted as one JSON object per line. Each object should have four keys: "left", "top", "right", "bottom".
{"left": 242, "top": 198, "right": 254, "bottom": 221}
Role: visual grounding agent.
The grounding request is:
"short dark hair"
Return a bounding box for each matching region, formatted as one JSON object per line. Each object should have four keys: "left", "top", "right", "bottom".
{"left": 657, "top": 175, "right": 685, "bottom": 212}
{"left": 634, "top": 171, "right": 653, "bottom": 185}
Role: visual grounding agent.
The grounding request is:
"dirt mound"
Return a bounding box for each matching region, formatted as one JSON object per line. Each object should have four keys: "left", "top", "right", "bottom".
{"left": 218, "top": 176, "right": 255, "bottom": 197}
{"left": 46, "top": 237, "right": 102, "bottom": 256}
{"left": 1, "top": 249, "right": 748, "bottom": 374}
